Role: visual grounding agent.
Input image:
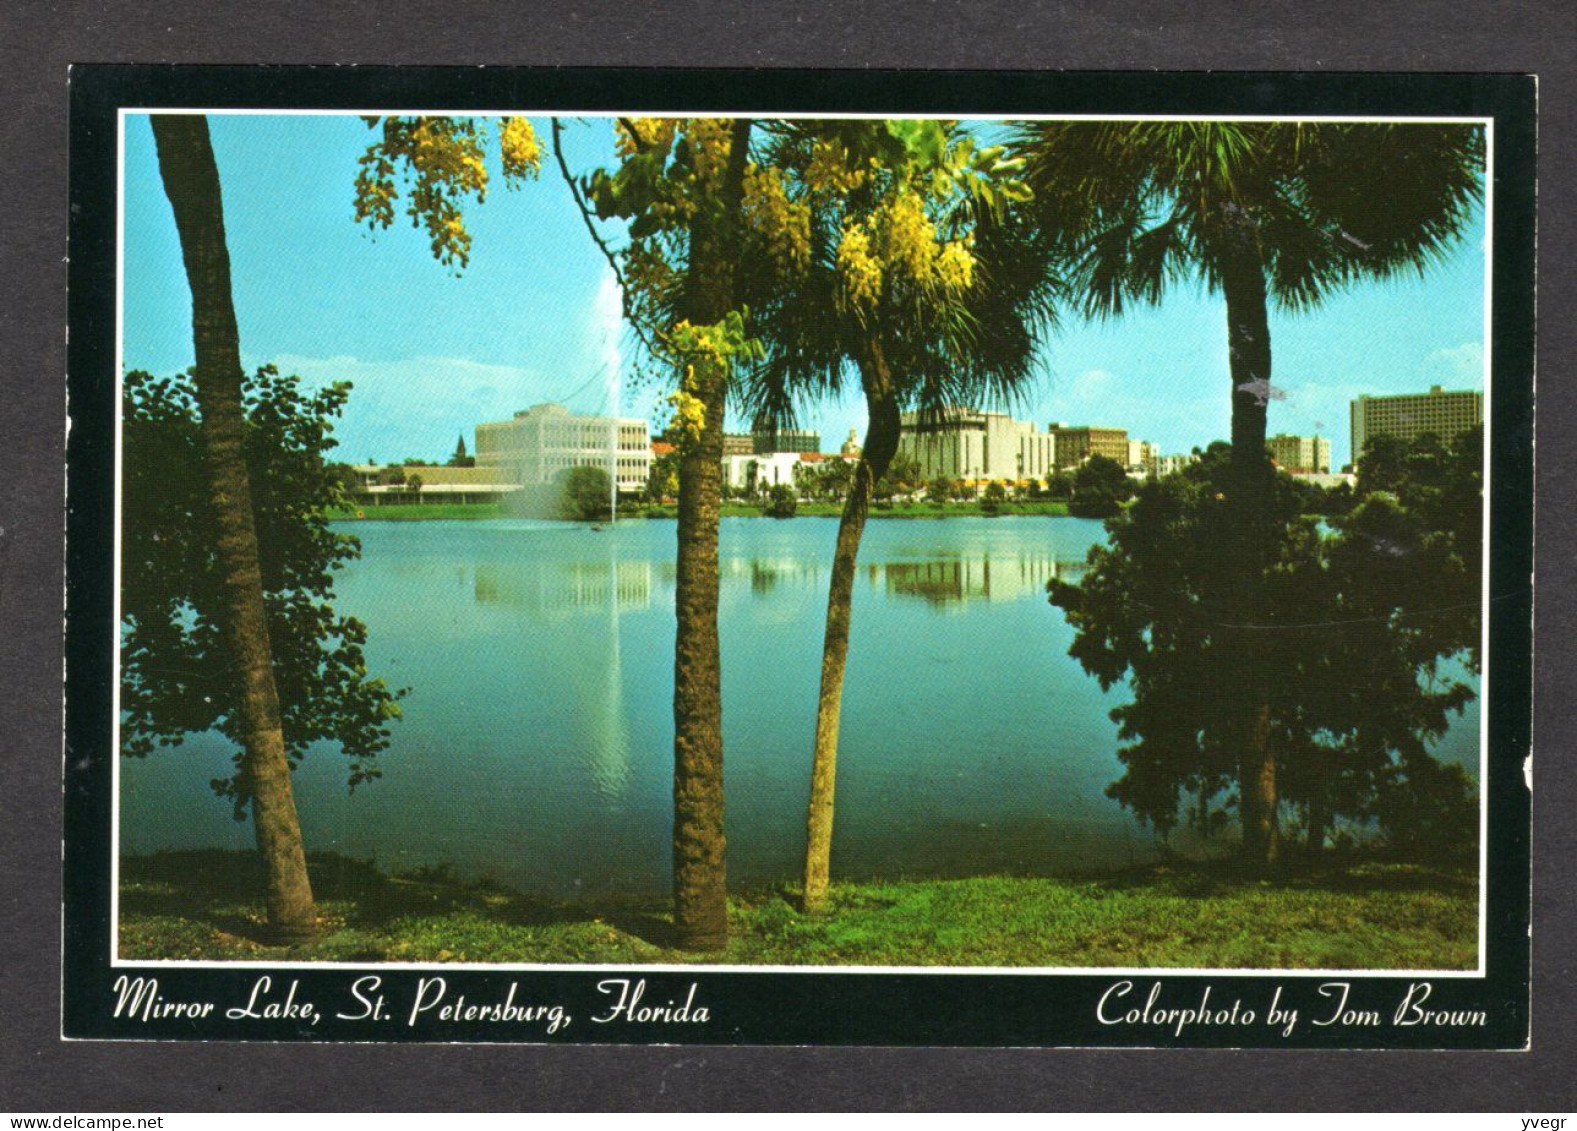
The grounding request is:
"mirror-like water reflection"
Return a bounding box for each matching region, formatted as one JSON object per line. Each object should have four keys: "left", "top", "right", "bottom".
{"left": 119, "top": 515, "right": 1479, "bottom": 896}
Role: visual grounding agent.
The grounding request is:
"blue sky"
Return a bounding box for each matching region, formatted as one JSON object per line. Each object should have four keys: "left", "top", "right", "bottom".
{"left": 122, "top": 114, "right": 1487, "bottom": 470}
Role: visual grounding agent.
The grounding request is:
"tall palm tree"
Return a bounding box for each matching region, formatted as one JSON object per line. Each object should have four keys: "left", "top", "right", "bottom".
{"left": 736, "top": 122, "right": 1059, "bottom": 910}
{"left": 1015, "top": 121, "right": 1484, "bottom": 865}
{"left": 151, "top": 115, "right": 317, "bottom": 938}
{"left": 358, "top": 115, "right": 752, "bottom": 949}
{"left": 666, "top": 119, "right": 753, "bottom": 949}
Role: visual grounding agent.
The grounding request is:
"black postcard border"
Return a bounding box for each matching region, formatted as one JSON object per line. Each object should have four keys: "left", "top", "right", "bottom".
{"left": 63, "top": 66, "right": 1536, "bottom": 1049}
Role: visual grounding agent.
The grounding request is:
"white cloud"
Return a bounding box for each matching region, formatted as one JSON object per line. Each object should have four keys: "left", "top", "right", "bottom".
{"left": 1423, "top": 341, "right": 1485, "bottom": 384}
{"left": 1036, "top": 365, "right": 1222, "bottom": 454}
{"left": 1069, "top": 368, "right": 1113, "bottom": 400}
{"left": 265, "top": 353, "right": 551, "bottom": 464}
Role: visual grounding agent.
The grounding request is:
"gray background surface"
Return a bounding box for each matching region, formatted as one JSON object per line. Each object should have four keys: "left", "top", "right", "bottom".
{"left": 2, "top": 0, "right": 1572, "bottom": 1110}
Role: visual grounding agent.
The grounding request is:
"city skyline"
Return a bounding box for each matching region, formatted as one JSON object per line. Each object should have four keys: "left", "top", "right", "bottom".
{"left": 121, "top": 113, "right": 1489, "bottom": 471}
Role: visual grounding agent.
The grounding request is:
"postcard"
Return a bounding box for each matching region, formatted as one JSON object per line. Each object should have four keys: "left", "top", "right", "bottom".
{"left": 62, "top": 67, "right": 1534, "bottom": 1047}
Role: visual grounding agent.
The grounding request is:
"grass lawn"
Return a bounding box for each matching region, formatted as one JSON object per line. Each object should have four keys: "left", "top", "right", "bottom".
{"left": 118, "top": 851, "right": 1476, "bottom": 969}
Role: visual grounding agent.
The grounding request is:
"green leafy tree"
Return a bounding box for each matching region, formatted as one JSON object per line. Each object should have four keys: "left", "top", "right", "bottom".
{"left": 1068, "top": 454, "right": 1134, "bottom": 518}
{"left": 1045, "top": 469, "right": 1074, "bottom": 502}
{"left": 926, "top": 476, "right": 952, "bottom": 505}
{"left": 326, "top": 461, "right": 362, "bottom": 497}
{"left": 816, "top": 457, "right": 854, "bottom": 502}
{"left": 1049, "top": 438, "right": 1480, "bottom": 860}
{"left": 877, "top": 454, "right": 922, "bottom": 502}
{"left": 646, "top": 450, "right": 680, "bottom": 503}
{"left": 1017, "top": 121, "right": 1484, "bottom": 865}
{"left": 762, "top": 483, "right": 798, "bottom": 518}
{"left": 981, "top": 479, "right": 1008, "bottom": 513}
{"left": 121, "top": 366, "right": 406, "bottom": 851}
{"left": 558, "top": 464, "right": 613, "bottom": 521}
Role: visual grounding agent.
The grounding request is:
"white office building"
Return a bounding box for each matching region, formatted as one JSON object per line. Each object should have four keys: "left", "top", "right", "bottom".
{"left": 475, "top": 402, "right": 652, "bottom": 495}
{"left": 896, "top": 407, "right": 1056, "bottom": 485}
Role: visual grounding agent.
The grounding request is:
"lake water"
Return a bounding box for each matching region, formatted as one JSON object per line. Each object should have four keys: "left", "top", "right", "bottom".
{"left": 119, "top": 515, "right": 1481, "bottom": 897}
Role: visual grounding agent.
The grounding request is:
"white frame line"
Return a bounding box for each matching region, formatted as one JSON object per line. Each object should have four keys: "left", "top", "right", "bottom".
{"left": 108, "top": 106, "right": 1497, "bottom": 979}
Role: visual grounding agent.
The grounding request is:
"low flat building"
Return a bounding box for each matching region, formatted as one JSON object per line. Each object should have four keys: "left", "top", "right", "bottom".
{"left": 1350, "top": 385, "right": 1484, "bottom": 461}
{"left": 897, "top": 407, "right": 1056, "bottom": 485}
{"left": 1289, "top": 470, "right": 1356, "bottom": 491}
{"left": 1154, "top": 452, "right": 1200, "bottom": 477}
{"left": 347, "top": 464, "right": 520, "bottom": 506}
{"left": 1048, "top": 424, "right": 1129, "bottom": 470}
{"left": 476, "top": 402, "right": 652, "bottom": 495}
{"left": 724, "top": 451, "right": 804, "bottom": 492}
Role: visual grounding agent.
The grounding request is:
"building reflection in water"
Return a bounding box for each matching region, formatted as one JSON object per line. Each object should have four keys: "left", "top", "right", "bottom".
{"left": 471, "top": 550, "right": 645, "bottom": 809}
{"left": 464, "top": 541, "right": 1088, "bottom": 807}
{"left": 472, "top": 548, "right": 1086, "bottom": 614}
{"left": 473, "top": 557, "right": 653, "bottom": 618}
{"left": 588, "top": 539, "right": 632, "bottom": 807}
{"left": 882, "top": 554, "right": 1088, "bottom": 607}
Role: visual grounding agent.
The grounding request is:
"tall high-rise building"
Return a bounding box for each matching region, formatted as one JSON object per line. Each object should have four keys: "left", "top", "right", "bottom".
{"left": 475, "top": 402, "right": 652, "bottom": 494}
{"left": 1350, "top": 385, "right": 1484, "bottom": 461}
{"left": 1047, "top": 424, "right": 1129, "bottom": 469}
{"left": 897, "top": 407, "right": 1055, "bottom": 483}
{"left": 1126, "top": 439, "right": 1158, "bottom": 473}
{"left": 1267, "top": 433, "right": 1332, "bottom": 474}
{"left": 752, "top": 427, "right": 820, "bottom": 454}
{"left": 722, "top": 432, "right": 756, "bottom": 457}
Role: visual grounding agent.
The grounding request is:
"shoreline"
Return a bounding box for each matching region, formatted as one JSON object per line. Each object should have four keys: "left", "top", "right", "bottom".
{"left": 118, "top": 849, "right": 1476, "bottom": 969}
{"left": 329, "top": 501, "right": 1078, "bottom": 522}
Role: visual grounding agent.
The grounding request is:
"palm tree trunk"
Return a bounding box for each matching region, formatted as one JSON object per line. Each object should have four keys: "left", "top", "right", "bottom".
{"left": 1218, "top": 208, "right": 1280, "bottom": 869}
{"left": 801, "top": 354, "right": 901, "bottom": 913}
{"left": 671, "top": 119, "right": 752, "bottom": 951}
{"left": 151, "top": 115, "right": 316, "bottom": 939}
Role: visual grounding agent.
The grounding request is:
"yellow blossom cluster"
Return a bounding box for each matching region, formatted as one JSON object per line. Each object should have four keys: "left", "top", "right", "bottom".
{"left": 408, "top": 119, "right": 489, "bottom": 196}
{"left": 804, "top": 139, "right": 870, "bottom": 197}
{"left": 836, "top": 222, "right": 882, "bottom": 313}
{"left": 666, "top": 318, "right": 731, "bottom": 366}
{"left": 498, "top": 117, "right": 542, "bottom": 182}
{"left": 614, "top": 117, "right": 679, "bottom": 159}
{"left": 666, "top": 378, "right": 709, "bottom": 447}
{"left": 623, "top": 241, "right": 680, "bottom": 311}
{"left": 835, "top": 186, "right": 976, "bottom": 313}
{"left": 877, "top": 190, "right": 937, "bottom": 284}
{"left": 354, "top": 117, "right": 495, "bottom": 271}
{"left": 935, "top": 238, "right": 976, "bottom": 291}
{"left": 681, "top": 118, "right": 735, "bottom": 186}
{"left": 742, "top": 165, "right": 812, "bottom": 275}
